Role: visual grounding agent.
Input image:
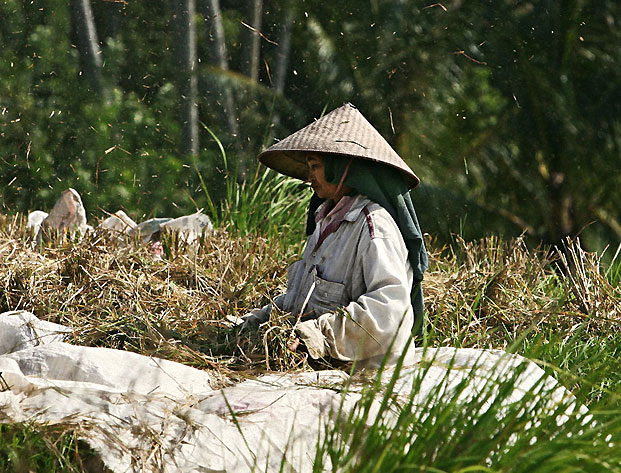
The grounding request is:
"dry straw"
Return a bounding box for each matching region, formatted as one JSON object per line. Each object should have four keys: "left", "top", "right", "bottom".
{"left": 1, "top": 214, "right": 619, "bottom": 376}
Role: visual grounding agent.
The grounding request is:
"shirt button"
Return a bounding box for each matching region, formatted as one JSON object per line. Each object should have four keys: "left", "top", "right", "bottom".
{"left": 312, "top": 251, "right": 317, "bottom": 257}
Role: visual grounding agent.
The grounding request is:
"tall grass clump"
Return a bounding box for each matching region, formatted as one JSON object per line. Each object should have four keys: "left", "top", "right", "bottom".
{"left": 423, "top": 235, "right": 620, "bottom": 404}
{"left": 604, "top": 243, "right": 621, "bottom": 287}
{"left": 313, "top": 342, "right": 621, "bottom": 473}
{"left": 196, "top": 124, "right": 312, "bottom": 248}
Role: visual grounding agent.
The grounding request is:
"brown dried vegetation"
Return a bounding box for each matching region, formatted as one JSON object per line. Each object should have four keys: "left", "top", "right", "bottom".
{"left": 425, "top": 235, "right": 620, "bottom": 348}
{"left": 1, "top": 213, "right": 619, "bottom": 376}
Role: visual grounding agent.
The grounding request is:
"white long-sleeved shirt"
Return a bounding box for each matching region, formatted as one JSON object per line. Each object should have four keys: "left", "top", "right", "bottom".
{"left": 248, "top": 194, "right": 414, "bottom": 369}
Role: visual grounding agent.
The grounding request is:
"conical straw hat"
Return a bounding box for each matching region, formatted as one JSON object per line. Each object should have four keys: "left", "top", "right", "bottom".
{"left": 258, "top": 103, "right": 420, "bottom": 188}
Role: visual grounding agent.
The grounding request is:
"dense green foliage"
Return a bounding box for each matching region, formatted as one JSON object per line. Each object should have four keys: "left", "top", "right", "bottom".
{"left": 1, "top": 0, "right": 619, "bottom": 249}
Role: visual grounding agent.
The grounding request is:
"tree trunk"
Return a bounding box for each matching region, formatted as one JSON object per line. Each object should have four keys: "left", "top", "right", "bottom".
{"left": 245, "top": 0, "right": 263, "bottom": 83}
{"left": 72, "top": 0, "right": 104, "bottom": 95}
{"left": 546, "top": 176, "right": 575, "bottom": 244}
{"left": 265, "top": 8, "right": 293, "bottom": 148}
{"left": 274, "top": 9, "right": 292, "bottom": 94}
{"left": 204, "top": 0, "right": 240, "bottom": 149}
{"left": 171, "top": 0, "right": 199, "bottom": 156}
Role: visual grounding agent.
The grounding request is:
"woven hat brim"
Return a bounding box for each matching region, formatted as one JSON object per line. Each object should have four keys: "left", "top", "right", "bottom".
{"left": 259, "top": 149, "right": 421, "bottom": 188}
{"left": 257, "top": 104, "right": 420, "bottom": 189}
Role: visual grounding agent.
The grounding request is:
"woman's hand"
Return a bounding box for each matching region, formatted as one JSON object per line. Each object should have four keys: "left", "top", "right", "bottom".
{"left": 287, "top": 337, "right": 301, "bottom": 352}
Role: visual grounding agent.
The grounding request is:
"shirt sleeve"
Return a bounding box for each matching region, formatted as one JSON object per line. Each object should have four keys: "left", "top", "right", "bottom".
{"left": 241, "top": 293, "right": 286, "bottom": 326}
{"left": 309, "top": 235, "right": 413, "bottom": 362}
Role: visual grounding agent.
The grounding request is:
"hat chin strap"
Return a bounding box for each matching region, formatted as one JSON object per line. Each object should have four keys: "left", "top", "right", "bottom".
{"left": 333, "top": 157, "right": 354, "bottom": 201}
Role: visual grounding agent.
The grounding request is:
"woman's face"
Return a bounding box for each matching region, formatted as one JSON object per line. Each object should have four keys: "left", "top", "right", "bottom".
{"left": 306, "top": 154, "right": 340, "bottom": 200}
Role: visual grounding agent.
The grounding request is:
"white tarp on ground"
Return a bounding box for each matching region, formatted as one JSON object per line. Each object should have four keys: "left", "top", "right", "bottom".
{"left": 0, "top": 311, "right": 583, "bottom": 472}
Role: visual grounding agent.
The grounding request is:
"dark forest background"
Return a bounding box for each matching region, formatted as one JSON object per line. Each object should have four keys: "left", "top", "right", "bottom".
{"left": 1, "top": 0, "right": 619, "bottom": 251}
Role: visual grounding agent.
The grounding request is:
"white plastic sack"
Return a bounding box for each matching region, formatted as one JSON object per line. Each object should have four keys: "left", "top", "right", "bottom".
{"left": 98, "top": 210, "right": 137, "bottom": 234}
{"left": 128, "top": 212, "right": 212, "bottom": 245}
{"left": 0, "top": 310, "right": 71, "bottom": 354}
{"left": 26, "top": 210, "right": 49, "bottom": 237}
{"left": 35, "top": 188, "right": 91, "bottom": 243}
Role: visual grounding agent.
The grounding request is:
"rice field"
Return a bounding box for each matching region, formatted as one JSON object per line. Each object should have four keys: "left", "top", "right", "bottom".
{"left": 0, "top": 172, "right": 619, "bottom": 471}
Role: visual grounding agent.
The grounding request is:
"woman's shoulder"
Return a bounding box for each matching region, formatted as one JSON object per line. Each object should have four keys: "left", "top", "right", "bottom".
{"left": 357, "top": 198, "right": 401, "bottom": 241}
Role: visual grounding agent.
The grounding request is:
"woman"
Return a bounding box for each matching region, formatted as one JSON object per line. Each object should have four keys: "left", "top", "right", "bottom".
{"left": 244, "top": 103, "right": 427, "bottom": 369}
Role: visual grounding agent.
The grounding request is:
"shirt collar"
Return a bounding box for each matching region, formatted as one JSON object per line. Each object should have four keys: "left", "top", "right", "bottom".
{"left": 315, "top": 194, "right": 370, "bottom": 224}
